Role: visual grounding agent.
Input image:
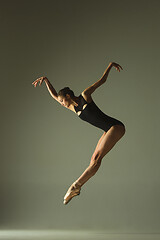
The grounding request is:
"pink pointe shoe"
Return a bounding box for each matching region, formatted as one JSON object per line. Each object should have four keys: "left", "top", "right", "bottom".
{"left": 63, "top": 181, "right": 81, "bottom": 205}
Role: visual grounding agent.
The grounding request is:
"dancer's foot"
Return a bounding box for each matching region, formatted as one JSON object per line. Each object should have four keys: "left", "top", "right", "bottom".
{"left": 63, "top": 181, "right": 81, "bottom": 205}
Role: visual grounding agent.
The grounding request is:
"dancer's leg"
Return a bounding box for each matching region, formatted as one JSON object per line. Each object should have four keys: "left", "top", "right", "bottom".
{"left": 63, "top": 124, "right": 125, "bottom": 204}
{"left": 75, "top": 124, "right": 125, "bottom": 187}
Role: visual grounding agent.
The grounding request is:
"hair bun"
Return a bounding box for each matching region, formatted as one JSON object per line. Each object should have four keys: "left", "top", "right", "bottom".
{"left": 57, "top": 87, "right": 74, "bottom": 98}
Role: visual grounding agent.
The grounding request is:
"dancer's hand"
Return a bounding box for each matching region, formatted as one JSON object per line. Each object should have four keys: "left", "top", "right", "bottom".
{"left": 111, "top": 62, "right": 123, "bottom": 72}
{"left": 32, "top": 76, "right": 48, "bottom": 87}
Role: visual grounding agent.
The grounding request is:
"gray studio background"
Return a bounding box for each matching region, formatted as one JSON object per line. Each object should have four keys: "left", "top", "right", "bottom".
{"left": 1, "top": 0, "right": 160, "bottom": 234}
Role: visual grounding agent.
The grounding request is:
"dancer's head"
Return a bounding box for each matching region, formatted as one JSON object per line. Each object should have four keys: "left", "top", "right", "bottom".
{"left": 57, "top": 87, "right": 76, "bottom": 107}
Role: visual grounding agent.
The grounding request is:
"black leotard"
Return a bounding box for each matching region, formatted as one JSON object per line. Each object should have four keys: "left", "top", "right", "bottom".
{"left": 74, "top": 94, "right": 124, "bottom": 132}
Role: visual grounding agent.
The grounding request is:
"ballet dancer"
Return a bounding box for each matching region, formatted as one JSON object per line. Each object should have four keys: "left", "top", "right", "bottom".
{"left": 32, "top": 62, "right": 126, "bottom": 205}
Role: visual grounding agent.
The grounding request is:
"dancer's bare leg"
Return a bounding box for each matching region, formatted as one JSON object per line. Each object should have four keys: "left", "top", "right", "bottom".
{"left": 63, "top": 125, "right": 125, "bottom": 204}
{"left": 75, "top": 125, "right": 125, "bottom": 187}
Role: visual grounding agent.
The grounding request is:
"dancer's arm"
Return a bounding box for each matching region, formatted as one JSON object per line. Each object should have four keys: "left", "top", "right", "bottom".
{"left": 83, "top": 62, "right": 123, "bottom": 95}
{"left": 100, "top": 62, "right": 123, "bottom": 81}
{"left": 100, "top": 62, "right": 113, "bottom": 82}
{"left": 32, "top": 77, "right": 62, "bottom": 105}
{"left": 44, "top": 78, "right": 58, "bottom": 98}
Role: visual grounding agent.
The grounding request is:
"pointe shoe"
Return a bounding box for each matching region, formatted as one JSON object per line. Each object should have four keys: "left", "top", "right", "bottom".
{"left": 63, "top": 182, "right": 81, "bottom": 205}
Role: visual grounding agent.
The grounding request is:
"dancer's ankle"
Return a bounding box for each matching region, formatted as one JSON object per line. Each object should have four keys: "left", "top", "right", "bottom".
{"left": 74, "top": 180, "right": 82, "bottom": 188}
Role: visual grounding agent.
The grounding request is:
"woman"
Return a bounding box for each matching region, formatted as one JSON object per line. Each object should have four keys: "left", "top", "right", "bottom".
{"left": 32, "top": 62, "right": 126, "bottom": 205}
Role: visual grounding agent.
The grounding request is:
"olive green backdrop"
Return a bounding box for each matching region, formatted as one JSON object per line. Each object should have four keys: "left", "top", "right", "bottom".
{"left": 1, "top": 0, "right": 160, "bottom": 234}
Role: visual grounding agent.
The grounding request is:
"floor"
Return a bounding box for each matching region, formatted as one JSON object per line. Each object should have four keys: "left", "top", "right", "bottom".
{"left": 0, "top": 230, "right": 160, "bottom": 240}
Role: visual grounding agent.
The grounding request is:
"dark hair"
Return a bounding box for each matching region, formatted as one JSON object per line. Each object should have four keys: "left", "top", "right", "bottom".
{"left": 57, "top": 87, "right": 75, "bottom": 98}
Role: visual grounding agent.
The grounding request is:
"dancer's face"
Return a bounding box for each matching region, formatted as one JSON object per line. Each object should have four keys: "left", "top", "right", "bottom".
{"left": 58, "top": 94, "right": 71, "bottom": 107}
